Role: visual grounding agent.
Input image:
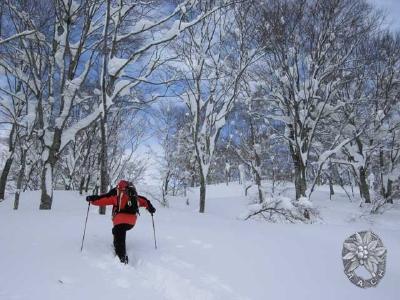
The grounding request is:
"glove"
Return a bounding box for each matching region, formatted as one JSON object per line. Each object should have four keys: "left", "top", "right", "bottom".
{"left": 86, "top": 195, "right": 100, "bottom": 202}
{"left": 147, "top": 201, "right": 156, "bottom": 214}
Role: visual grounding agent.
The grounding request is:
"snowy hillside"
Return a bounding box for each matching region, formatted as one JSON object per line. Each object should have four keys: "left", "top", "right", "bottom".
{"left": 0, "top": 183, "right": 399, "bottom": 300}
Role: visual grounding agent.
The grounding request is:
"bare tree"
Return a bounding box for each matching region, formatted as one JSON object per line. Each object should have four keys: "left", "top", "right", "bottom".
{"left": 1, "top": 0, "right": 221, "bottom": 210}
{"left": 94, "top": 0, "right": 223, "bottom": 213}
{"left": 228, "top": 94, "right": 270, "bottom": 203}
{"left": 256, "top": 0, "right": 376, "bottom": 201}
{"left": 174, "top": 1, "right": 261, "bottom": 212}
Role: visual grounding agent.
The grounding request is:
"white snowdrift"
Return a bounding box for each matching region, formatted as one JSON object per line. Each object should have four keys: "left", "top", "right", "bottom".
{"left": 0, "top": 183, "right": 399, "bottom": 300}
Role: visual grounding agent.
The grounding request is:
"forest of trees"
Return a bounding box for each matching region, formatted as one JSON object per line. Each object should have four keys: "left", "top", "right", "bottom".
{"left": 0, "top": 0, "right": 399, "bottom": 217}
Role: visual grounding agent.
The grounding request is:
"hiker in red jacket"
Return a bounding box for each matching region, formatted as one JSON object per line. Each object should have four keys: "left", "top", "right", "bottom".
{"left": 86, "top": 180, "right": 156, "bottom": 264}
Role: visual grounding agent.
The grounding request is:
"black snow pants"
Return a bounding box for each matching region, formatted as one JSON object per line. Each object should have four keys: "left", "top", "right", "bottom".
{"left": 112, "top": 224, "right": 134, "bottom": 263}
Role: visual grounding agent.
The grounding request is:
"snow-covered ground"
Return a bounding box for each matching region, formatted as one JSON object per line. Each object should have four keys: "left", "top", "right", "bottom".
{"left": 0, "top": 183, "right": 399, "bottom": 300}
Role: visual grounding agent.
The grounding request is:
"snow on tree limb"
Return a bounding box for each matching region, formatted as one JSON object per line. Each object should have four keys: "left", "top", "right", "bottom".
{"left": 0, "top": 30, "right": 36, "bottom": 46}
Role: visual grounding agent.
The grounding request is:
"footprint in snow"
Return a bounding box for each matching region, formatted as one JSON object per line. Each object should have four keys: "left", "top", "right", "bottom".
{"left": 190, "top": 239, "right": 214, "bottom": 249}
{"left": 202, "top": 243, "right": 213, "bottom": 249}
{"left": 202, "top": 275, "right": 234, "bottom": 293}
{"left": 139, "top": 261, "right": 216, "bottom": 300}
{"left": 95, "top": 261, "right": 108, "bottom": 270}
{"left": 114, "top": 277, "right": 131, "bottom": 288}
{"left": 161, "top": 255, "right": 194, "bottom": 269}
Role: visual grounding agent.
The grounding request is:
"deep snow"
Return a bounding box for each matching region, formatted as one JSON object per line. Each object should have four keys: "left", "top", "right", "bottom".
{"left": 0, "top": 183, "right": 399, "bottom": 300}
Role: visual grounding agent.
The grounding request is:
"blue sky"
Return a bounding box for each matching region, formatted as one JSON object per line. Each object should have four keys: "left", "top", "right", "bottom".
{"left": 370, "top": 0, "right": 400, "bottom": 31}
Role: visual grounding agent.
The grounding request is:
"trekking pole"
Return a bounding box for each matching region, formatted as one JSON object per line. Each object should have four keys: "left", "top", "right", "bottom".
{"left": 80, "top": 202, "right": 91, "bottom": 252}
{"left": 151, "top": 214, "right": 157, "bottom": 249}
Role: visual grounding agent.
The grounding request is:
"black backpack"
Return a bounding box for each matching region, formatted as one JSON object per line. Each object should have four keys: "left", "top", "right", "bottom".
{"left": 113, "top": 186, "right": 139, "bottom": 216}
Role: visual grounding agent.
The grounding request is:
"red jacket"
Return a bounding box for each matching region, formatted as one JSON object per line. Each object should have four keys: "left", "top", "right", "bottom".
{"left": 91, "top": 189, "right": 150, "bottom": 226}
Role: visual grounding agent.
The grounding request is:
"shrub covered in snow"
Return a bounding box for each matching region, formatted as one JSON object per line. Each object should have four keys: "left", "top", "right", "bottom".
{"left": 241, "top": 196, "right": 320, "bottom": 224}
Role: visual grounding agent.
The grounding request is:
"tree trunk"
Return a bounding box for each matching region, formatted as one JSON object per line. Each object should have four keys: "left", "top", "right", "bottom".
{"left": 379, "top": 149, "right": 393, "bottom": 203}
{"left": 257, "top": 183, "right": 263, "bottom": 203}
{"left": 329, "top": 177, "right": 334, "bottom": 200}
{"left": 14, "top": 149, "right": 27, "bottom": 210}
{"left": 39, "top": 162, "right": 54, "bottom": 209}
{"left": 39, "top": 128, "right": 62, "bottom": 209}
{"left": 382, "top": 179, "right": 393, "bottom": 204}
{"left": 386, "top": 181, "right": 393, "bottom": 204}
{"left": 358, "top": 167, "right": 370, "bottom": 203}
{"left": 65, "top": 175, "right": 72, "bottom": 190}
{"left": 0, "top": 155, "right": 14, "bottom": 200}
{"left": 293, "top": 154, "right": 307, "bottom": 200}
{"left": 199, "top": 170, "right": 206, "bottom": 213}
{"left": 253, "top": 167, "right": 264, "bottom": 203}
{"left": 162, "top": 171, "right": 170, "bottom": 207}
{"left": 79, "top": 176, "right": 85, "bottom": 195}
{"left": 99, "top": 0, "right": 111, "bottom": 215}
{"left": 99, "top": 117, "right": 108, "bottom": 214}
{"left": 85, "top": 174, "right": 91, "bottom": 193}
{"left": 0, "top": 124, "right": 16, "bottom": 200}
{"left": 191, "top": 174, "right": 195, "bottom": 187}
{"left": 225, "top": 165, "right": 230, "bottom": 186}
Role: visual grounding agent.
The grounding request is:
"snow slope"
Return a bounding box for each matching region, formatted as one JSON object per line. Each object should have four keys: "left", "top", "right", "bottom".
{"left": 0, "top": 183, "right": 399, "bottom": 300}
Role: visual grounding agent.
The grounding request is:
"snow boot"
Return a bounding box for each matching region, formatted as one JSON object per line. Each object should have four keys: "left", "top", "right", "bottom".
{"left": 120, "top": 255, "right": 129, "bottom": 265}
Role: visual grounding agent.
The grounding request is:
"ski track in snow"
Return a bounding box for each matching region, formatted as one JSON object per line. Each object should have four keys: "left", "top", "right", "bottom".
{"left": 84, "top": 248, "right": 246, "bottom": 300}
